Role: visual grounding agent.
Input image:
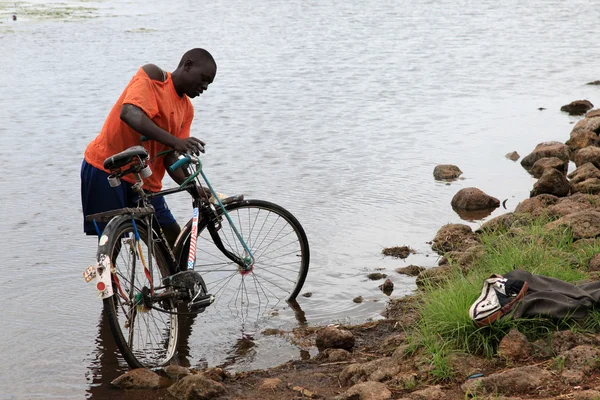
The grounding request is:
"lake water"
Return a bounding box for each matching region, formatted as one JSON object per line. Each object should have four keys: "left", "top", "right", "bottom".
{"left": 1, "top": 0, "right": 600, "bottom": 398}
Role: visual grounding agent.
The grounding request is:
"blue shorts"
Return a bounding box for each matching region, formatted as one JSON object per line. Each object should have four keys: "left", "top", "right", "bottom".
{"left": 80, "top": 159, "right": 176, "bottom": 235}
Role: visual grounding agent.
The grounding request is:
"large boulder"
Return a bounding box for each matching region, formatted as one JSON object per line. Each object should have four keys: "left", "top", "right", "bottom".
{"left": 574, "top": 146, "right": 600, "bottom": 168}
{"left": 431, "top": 224, "right": 479, "bottom": 254}
{"left": 569, "top": 162, "right": 600, "bottom": 184}
{"left": 451, "top": 187, "right": 500, "bottom": 211}
{"left": 514, "top": 194, "right": 559, "bottom": 217}
{"left": 545, "top": 210, "right": 600, "bottom": 239}
{"left": 566, "top": 129, "right": 599, "bottom": 153}
{"left": 529, "top": 157, "right": 568, "bottom": 178}
{"left": 520, "top": 141, "right": 570, "bottom": 171}
{"left": 561, "top": 99, "right": 594, "bottom": 115}
{"left": 530, "top": 168, "right": 570, "bottom": 197}
{"left": 433, "top": 164, "right": 462, "bottom": 181}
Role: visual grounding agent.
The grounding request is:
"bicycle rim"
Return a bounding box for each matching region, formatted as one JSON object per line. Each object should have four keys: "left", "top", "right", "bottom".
{"left": 102, "top": 220, "right": 178, "bottom": 369}
{"left": 179, "top": 200, "right": 309, "bottom": 317}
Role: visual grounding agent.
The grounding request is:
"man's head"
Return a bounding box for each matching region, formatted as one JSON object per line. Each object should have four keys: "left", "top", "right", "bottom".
{"left": 172, "top": 48, "right": 217, "bottom": 98}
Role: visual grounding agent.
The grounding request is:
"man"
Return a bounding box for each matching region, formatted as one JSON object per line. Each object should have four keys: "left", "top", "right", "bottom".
{"left": 81, "top": 48, "right": 217, "bottom": 246}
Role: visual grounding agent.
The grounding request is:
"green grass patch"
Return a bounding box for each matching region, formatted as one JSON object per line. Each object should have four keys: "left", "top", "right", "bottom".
{"left": 409, "top": 217, "right": 600, "bottom": 365}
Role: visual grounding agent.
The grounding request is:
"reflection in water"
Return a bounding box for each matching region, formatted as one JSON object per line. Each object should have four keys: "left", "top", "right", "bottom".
{"left": 86, "top": 299, "right": 309, "bottom": 396}
{"left": 452, "top": 206, "right": 497, "bottom": 222}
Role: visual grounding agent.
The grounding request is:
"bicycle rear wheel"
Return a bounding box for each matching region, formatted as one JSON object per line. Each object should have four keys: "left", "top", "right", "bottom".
{"left": 100, "top": 219, "right": 178, "bottom": 369}
{"left": 175, "top": 200, "right": 310, "bottom": 315}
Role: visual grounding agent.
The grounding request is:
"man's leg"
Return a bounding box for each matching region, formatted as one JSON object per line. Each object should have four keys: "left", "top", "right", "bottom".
{"left": 151, "top": 195, "right": 180, "bottom": 249}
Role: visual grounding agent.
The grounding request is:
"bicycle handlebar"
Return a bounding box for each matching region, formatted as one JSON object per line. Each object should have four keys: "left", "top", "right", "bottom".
{"left": 169, "top": 155, "right": 192, "bottom": 172}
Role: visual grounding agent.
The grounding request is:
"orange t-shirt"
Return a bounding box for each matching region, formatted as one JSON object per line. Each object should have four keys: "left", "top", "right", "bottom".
{"left": 84, "top": 68, "right": 194, "bottom": 192}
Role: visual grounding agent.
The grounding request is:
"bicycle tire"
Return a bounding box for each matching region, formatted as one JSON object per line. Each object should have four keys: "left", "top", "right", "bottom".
{"left": 173, "top": 199, "right": 310, "bottom": 314}
{"left": 100, "top": 218, "right": 179, "bottom": 369}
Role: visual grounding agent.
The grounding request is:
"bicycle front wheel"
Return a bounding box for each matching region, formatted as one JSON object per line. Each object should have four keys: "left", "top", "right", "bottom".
{"left": 177, "top": 200, "right": 310, "bottom": 314}
{"left": 101, "top": 219, "right": 178, "bottom": 369}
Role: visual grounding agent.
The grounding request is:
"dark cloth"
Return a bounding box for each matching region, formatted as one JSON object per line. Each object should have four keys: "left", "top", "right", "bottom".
{"left": 80, "top": 159, "right": 176, "bottom": 235}
{"left": 504, "top": 270, "right": 600, "bottom": 320}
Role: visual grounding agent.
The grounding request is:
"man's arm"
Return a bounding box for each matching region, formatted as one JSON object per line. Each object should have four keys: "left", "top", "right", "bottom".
{"left": 120, "top": 104, "right": 205, "bottom": 154}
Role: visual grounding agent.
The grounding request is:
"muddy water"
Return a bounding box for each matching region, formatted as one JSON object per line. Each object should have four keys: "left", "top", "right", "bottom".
{"left": 1, "top": 0, "right": 600, "bottom": 398}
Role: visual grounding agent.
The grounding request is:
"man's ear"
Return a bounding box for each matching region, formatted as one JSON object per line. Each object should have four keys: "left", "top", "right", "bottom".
{"left": 183, "top": 59, "right": 193, "bottom": 71}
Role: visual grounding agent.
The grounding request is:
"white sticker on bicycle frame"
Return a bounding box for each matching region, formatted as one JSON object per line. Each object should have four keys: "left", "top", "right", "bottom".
{"left": 95, "top": 254, "right": 114, "bottom": 299}
{"left": 187, "top": 207, "right": 199, "bottom": 270}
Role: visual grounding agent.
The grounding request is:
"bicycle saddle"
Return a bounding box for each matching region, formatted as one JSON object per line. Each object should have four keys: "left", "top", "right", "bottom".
{"left": 103, "top": 146, "right": 149, "bottom": 170}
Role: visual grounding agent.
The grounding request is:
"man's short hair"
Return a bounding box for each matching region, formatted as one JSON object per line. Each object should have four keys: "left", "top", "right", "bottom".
{"left": 178, "top": 48, "right": 215, "bottom": 68}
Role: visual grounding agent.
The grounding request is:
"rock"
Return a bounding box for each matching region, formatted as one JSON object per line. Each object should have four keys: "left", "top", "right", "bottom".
{"left": 443, "top": 245, "right": 485, "bottom": 270}
{"left": 572, "top": 114, "right": 600, "bottom": 134}
{"left": 570, "top": 162, "right": 600, "bottom": 183}
{"left": 431, "top": 223, "right": 479, "bottom": 254}
{"left": 110, "top": 368, "right": 162, "bottom": 389}
{"left": 505, "top": 151, "right": 520, "bottom": 161}
{"left": 561, "top": 100, "right": 594, "bottom": 115}
{"left": 497, "top": 329, "right": 532, "bottom": 361}
{"left": 562, "top": 345, "right": 600, "bottom": 374}
{"left": 451, "top": 187, "right": 500, "bottom": 211}
{"left": 302, "top": 292, "right": 313, "bottom": 298}
{"left": 353, "top": 296, "right": 364, "bottom": 303}
{"left": 566, "top": 130, "right": 599, "bottom": 152}
{"left": 334, "top": 381, "right": 392, "bottom": 400}
{"left": 530, "top": 168, "right": 570, "bottom": 197}
{"left": 433, "top": 164, "right": 462, "bottom": 181}
{"left": 477, "top": 212, "right": 531, "bottom": 234}
{"left": 545, "top": 210, "right": 600, "bottom": 239}
{"left": 408, "top": 385, "right": 446, "bottom": 400}
{"left": 316, "top": 326, "right": 355, "bottom": 352}
{"left": 551, "top": 330, "right": 600, "bottom": 354}
{"left": 326, "top": 348, "right": 352, "bottom": 362}
{"left": 589, "top": 254, "right": 600, "bottom": 271}
{"left": 164, "top": 365, "right": 191, "bottom": 380}
{"left": 571, "top": 178, "right": 600, "bottom": 194}
{"left": 202, "top": 368, "right": 229, "bottom": 382}
{"left": 520, "top": 141, "right": 570, "bottom": 171}
{"left": 547, "top": 196, "right": 596, "bottom": 218}
{"left": 416, "top": 266, "right": 451, "bottom": 289}
{"left": 396, "top": 265, "right": 425, "bottom": 276}
{"left": 461, "top": 366, "right": 552, "bottom": 396}
{"left": 530, "top": 157, "right": 568, "bottom": 178}
{"left": 379, "top": 279, "right": 394, "bottom": 295}
{"left": 514, "top": 194, "right": 559, "bottom": 217}
{"left": 382, "top": 246, "right": 415, "bottom": 259}
{"left": 574, "top": 146, "right": 600, "bottom": 168}
{"left": 586, "top": 81, "right": 600, "bottom": 85}
{"left": 258, "top": 378, "right": 281, "bottom": 391}
{"left": 367, "top": 273, "right": 387, "bottom": 280}
{"left": 379, "top": 333, "right": 406, "bottom": 355}
{"left": 167, "top": 374, "right": 226, "bottom": 400}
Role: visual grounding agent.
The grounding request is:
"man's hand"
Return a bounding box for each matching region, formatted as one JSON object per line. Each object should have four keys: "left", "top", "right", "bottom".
{"left": 174, "top": 137, "right": 206, "bottom": 155}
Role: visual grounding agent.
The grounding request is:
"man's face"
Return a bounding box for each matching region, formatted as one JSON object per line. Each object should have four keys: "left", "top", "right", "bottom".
{"left": 184, "top": 63, "right": 216, "bottom": 98}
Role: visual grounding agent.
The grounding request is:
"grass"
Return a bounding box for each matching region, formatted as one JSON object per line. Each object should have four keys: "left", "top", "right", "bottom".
{"left": 408, "top": 217, "right": 600, "bottom": 371}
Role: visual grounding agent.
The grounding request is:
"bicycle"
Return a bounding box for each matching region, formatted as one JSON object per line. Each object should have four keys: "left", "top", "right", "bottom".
{"left": 82, "top": 145, "right": 310, "bottom": 369}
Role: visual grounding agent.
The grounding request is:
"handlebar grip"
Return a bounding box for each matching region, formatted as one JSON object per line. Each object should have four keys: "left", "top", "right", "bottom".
{"left": 140, "top": 136, "right": 148, "bottom": 141}
{"left": 169, "top": 155, "right": 192, "bottom": 172}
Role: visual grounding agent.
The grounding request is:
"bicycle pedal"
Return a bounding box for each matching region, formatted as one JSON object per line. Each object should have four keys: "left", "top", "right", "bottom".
{"left": 189, "top": 294, "right": 214, "bottom": 313}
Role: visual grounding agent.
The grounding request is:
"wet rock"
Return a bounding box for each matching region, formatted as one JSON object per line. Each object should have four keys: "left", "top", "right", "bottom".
{"left": 367, "top": 273, "right": 387, "bottom": 280}
{"left": 497, "top": 329, "right": 532, "bottom": 362}
{"left": 258, "top": 378, "right": 281, "bottom": 391}
{"left": 416, "top": 266, "right": 451, "bottom": 289}
{"left": 382, "top": 246, "right": 415, "bottom": 259}
{"left": 514, "top": 194, "right": 559, "bottom": 217}
{"left": 167, "top": 374, "right": 226, "bottom": 400}
{"left": 334, "top": 381, "right": 392, "bottom": 400}
{"left": 530, "top": 168, "right": 570, "bottom": 197}
{"left": 530, "top": 157, "right": 568, "bottom": 178}
{"left": 574, "top": 146, "right": 600, "bottom": 168}
{"left": 566, "top": 130, "right": 599, "bottom": 153}
{"left": 316, "top": 326, "right": 355, "bottom": 352}
{"left": 409, "top": 385, "right": 446, "bottom": 400}
{"left": 111, "top": 368, "right": 162, "bottom": 389}
{"left": 545, "top": 210, "right": 600, "bottom": 239}
{"left": 379, "top": 279, "right": 394, "bottom": 295}
{"left": 353, "top": 296, "right": 364, "bottom": 303}
{"left": 505, "top": 151, "right": 520, "bottom": 161}
{"left": 561, "top": 100, "right": 594, "bottom": 116}
{"left": 433, "top": 164, "right": 462, "bottom": 181}
{"left": 396, "top": 265, "right": 425, "bottom": 276}
{"left": 461, "top": 365, "right": 552, "bottom": 397}
{"left": 163, "top": 365, "right": 191, "bottom": 380}
{"left": 521, "top": 141, "right": 570, "bottom": 171}
{"left": 589, "top": 254, "right": 600, "bottom": 271}
{"left": 451, "top": 187, "right": 500, "bottom": 211}
{"left": 431, "top": 223, "right": 479, "bottom": 254}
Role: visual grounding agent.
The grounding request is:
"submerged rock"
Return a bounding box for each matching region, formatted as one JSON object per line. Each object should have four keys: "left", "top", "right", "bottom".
{"left": 561, "top": 99, "right": 593, "bottom": 116}
{"left": 433, "top": 164, "right": 462, "bottom": 181}
{"left": 379, "top": 279, "right": 394, "bottom": 296}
